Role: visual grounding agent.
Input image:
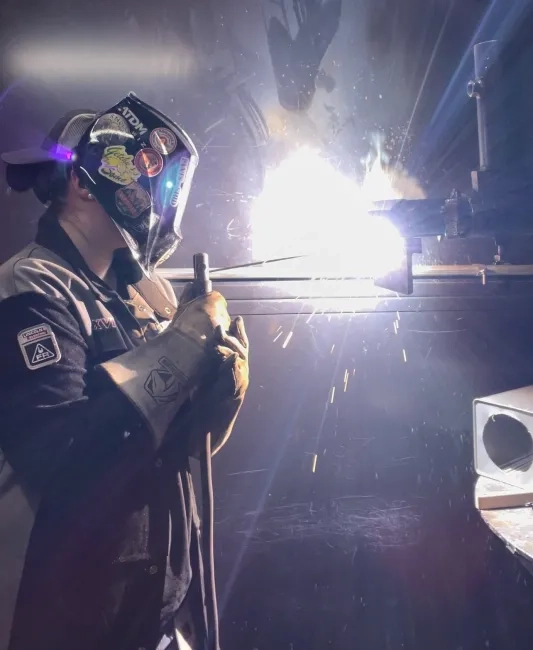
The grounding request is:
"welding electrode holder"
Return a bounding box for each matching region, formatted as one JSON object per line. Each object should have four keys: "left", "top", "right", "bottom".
{"left": 192, "top": 252, "right": 220, "bottom": 650}
{"left": 192, "top": 252, "right": 213, "bottom": 296}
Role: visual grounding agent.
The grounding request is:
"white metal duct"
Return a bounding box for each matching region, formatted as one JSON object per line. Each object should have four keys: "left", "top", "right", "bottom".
{"left": 474, "top": 386, "right": 533, "bottom": 489}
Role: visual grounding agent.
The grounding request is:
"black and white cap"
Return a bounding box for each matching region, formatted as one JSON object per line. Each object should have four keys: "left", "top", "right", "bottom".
{"left": 1, "top": 110, "right": 97, "bottom": 166}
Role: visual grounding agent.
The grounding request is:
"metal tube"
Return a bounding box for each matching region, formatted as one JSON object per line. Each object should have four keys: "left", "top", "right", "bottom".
{"left": 191, "top": 252, "right": 220, "bottom": 650}
{"left": 469, "top": 40, "right": 500, "bottom": 171}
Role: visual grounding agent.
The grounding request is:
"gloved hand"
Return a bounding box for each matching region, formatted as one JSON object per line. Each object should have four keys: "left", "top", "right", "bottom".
{"left": 184, "top": 315, "right": 250, "bottom": 457}
{"left": 171, "top": 288, "right": 231, "bottom": 347}
{"left": 97, "top": 289, "right": 232, "bottom": 447}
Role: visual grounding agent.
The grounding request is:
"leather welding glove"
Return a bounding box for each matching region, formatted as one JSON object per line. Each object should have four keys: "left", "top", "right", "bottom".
{"left": 183, "top": 315, "right": 250, "bottom": 458}
{"left": 97, "top": 291, "right": 231, "bottom": 447}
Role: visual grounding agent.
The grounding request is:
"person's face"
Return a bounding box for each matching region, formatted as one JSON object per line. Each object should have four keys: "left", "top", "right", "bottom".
{"left": 67, "top": 171, "right": 127, "bottom": 250}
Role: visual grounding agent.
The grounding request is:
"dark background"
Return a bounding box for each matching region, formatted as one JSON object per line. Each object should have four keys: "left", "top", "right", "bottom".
{"left": 3, "top": 1, "right": 533, "bottom": 648}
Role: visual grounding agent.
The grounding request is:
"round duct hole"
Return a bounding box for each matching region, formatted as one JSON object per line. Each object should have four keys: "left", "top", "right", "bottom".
{"left": 482, "top": 414, "right": 533, "bottom": 473}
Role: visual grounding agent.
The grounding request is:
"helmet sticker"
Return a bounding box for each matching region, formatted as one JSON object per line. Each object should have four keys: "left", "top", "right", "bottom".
{"left": 91, "top": 113, "right": 132, "bottom": 146}
{"left": 115, "top": 181, "right": 152, "bottom": 219}
{"left": 117, "top": 105, "right": 148, "bottom": 135}
{"left": 134, "top": 148, "right": 164, "bottom": 177}
{"left": 98, "top": 145, "right": 141, "bottom": 185}
{"left": 150, "top": 127, "right": 178, "bottom": 155}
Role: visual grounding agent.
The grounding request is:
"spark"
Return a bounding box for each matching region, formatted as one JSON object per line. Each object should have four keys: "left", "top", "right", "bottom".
{"left": 273, "top": 331, "right": 283, "bottom": 343}
{"left": 226, "top": 218, "right": 241, "bottom": 240}
{"left": 205, "top": 117, "right": 225, "bottom": 133}
{"left": 313, "top": 320, "right": 351, "bottom": 457}
{"left": 282, "top": 331, "right": 293, "bottom": 349}
{"left": 402, "top": 349, "right": 407, "bottom": 363}
{"left": 330, "top": 344, "right": 336, "bottom": 354}
{"left": 228, "top": 468, "right": 268, "bottom": 476}
{"left": 393, "top": 320, "right": 398, "bottom": 335}
{"left": 344, "top": 369, "right": 349, "bottom": 392}
{"left": 311, "top": 454, "right": 318, "bottom": 473}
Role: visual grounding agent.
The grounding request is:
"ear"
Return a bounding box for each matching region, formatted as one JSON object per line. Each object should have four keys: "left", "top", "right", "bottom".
{"left": 70, "top": 169, "right": 95, "bottom": 201}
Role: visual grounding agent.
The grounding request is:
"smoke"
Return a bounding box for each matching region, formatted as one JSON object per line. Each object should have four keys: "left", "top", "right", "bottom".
{"left": 362, "top": 131, "right": 426, "bottom": 201}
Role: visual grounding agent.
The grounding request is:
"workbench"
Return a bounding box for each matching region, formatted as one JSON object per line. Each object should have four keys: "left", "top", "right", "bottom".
{"left": 476, "top": 477, "right": 533, "bottom": 575}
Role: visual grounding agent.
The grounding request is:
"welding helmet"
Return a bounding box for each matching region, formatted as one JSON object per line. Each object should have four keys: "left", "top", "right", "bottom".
{"left": 2, "top": 93, "right": 198, "bottom": 276}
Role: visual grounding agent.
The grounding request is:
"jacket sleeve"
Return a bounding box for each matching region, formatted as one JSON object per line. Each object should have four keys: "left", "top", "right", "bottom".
{"left": 0, "top": 290, "right": 148, "bottom": 496}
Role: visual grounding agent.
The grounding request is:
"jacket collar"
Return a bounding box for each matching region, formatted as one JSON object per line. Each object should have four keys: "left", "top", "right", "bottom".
{"left": 35, "top": 208, "right": 175, "bottom": 320}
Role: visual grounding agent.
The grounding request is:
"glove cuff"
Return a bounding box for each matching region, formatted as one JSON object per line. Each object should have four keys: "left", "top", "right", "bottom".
{"left": 98, "top": 328, "right": 208, "bottom": 445}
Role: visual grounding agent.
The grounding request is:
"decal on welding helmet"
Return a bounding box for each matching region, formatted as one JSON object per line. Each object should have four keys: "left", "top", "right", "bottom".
{"left": 117, "top": 106, "right": 148, "bottom": 136}
{"left": 134, "top": 148, "right": 163, "bottom": 177}
{"left": 170, "top": 157, "right": 191, "bottom": 207}
{"left": 98, "top": 146, "right": 141, "bottom": 185}
{"left": 91, "top": 113, "right": 131, "bottom": 146}
{"left": 115, "top": 181, "right": 152, "bottom": 218}
{"left": 150, "top": 128, "right": 178, "bottom": 155}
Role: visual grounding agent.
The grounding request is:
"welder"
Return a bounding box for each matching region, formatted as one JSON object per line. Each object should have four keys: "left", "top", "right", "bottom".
{"left": 0, "top": 93, "right": 249, "bottom": 650}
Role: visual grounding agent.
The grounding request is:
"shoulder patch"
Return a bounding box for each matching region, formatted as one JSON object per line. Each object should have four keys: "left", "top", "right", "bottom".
{"left": 17, "top": 323, "right": 61, "bottom": 370}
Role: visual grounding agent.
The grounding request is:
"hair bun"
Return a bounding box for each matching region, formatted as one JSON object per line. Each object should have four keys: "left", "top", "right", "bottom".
{"left": 5, "top": 162, "right": 42, "bottom": 193}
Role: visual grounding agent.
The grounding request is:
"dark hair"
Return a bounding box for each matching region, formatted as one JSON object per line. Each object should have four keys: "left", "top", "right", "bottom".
{"left": 6, "top": 161, "right": 71, "bottom": 213}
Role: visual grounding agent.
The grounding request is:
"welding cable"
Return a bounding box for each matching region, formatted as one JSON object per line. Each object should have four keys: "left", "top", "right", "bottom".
{"left": 200, "top": 435, "right": 219, "bottom": 650}
{"left": 165, "top": 396, "right": 219, "bottom": 650}
{"left": 191, "top": 253, "right": 220, "bottom": 650}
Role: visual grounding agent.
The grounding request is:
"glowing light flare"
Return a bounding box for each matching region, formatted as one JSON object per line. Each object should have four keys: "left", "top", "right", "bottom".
{"left": 8, "top": 40, "right": 196, "bottom": 80}
{"left": 53, "top": 146, "right": 74, "bottom": 162}
{"left": 250, "top": 147, "right": 406, "bottom": 278}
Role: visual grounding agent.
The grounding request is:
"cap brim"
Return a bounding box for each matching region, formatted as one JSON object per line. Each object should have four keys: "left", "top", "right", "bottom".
{"left": 1, "top": 147, "right": 58, "bottom": 165}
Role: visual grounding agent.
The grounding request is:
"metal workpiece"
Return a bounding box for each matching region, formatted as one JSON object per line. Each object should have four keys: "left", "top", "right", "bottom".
{"left": 474, "top": 387, "right": 533, "bottom": 489}
{"left": 160, "top": 263, "right": 533, "bottom": 282}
